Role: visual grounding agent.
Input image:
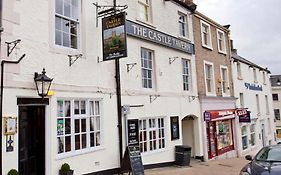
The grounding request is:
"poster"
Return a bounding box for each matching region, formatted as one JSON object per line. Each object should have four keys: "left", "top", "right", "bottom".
{"left": 170, "top": 116, "right": 179, "bottom": 140}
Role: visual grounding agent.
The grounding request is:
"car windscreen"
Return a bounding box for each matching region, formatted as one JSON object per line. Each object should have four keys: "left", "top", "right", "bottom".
{"left": 256, "top": 147, "right": 281, "bottom": 162}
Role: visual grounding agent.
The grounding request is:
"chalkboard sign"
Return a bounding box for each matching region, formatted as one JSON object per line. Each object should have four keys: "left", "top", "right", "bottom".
{"left": 127, "top": 119, "right": 139, "bottom": 146}
{"left": 121, "top": 146, "right": 144, "bottom": 175}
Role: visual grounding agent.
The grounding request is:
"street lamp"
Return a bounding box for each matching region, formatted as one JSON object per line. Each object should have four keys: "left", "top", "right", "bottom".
{"left": 34, "top": 68, "right": 53, "bottom": 98}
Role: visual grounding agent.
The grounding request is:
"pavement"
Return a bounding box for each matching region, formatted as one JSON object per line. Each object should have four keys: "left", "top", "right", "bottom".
{"left": 144, "top": 157, "right": 249, "bottom": 175}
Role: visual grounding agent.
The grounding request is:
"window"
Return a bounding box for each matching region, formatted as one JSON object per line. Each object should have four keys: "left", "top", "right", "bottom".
{"left": 274, "top": 109, "right": 280, "bottom": 120}
{"left": 178, "top": 13, "right": 189, "bottom": 38}
{"left": 217, "top": 29, "right": 226, "bottom": 53}
{"left": 263, "top": 72, "right": 266, "bottom": 84}
{"left": 241, "top": 126, "right": 248, "bottom": 150}
{"left": 138, "top": 0, "right": 151, "bottom": 23}
{"left": 239, "top": 93, "right": 244, "bottom": 108}
{"left": 141, "top": 48, "right": 153, "bottom": 89}
{"left": 204, "top": 62, "right": 214, "bottom": 94}
{"left": 250, "top": 124, "right": 255, "bottom": 146}
{"left": 256, "top": 94, "right": 260, "bottom": 114}
{"left": 182, "top": 59, "right": 191, "bottom": 91}
{"left": 201, "top": 21, "right": 212, "bottom": 49}
{"left": 253, "top": 68, "right": 257, "bottom": 82}
{"left": 273, "top": 94, "right": 279, "bottom": 101}
{"left": 237, "top": 62, "right": 242, "bottom": 79}
{"left": 57, "top": 99, "right": 101, "bottom": 155}
{"left": 139, "top": 117, "right": 165, "bottom": 153}
{"left": 216, "top": 120, "right": 233, "bottom": 151}
{"left": 55, "top": 0, "right": 80, "bottom": 49}
{"left": 265, "top": 95, "right": 269, "bottom": 114}
{"left": 220, "top": 66, "right": 229, "bottom": 95}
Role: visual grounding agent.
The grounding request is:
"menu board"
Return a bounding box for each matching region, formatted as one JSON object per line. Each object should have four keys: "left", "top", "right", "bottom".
{"left": 121, "top": 146, "right": 144, "bottom": 175}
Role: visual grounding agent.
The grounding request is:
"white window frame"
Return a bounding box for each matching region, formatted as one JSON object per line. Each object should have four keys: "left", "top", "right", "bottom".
{"left": 239, "top": 93, "right": 244, "bottom": 108}
{"left": 241, "top": 125, "right": 248, "bottom": 150}
{"left": 250, "top": 124, "right": 256, "bottom": 146}
{"left": 263, "top": 72, "right": 267, "bottom": 85}
{"left": 54, "top": 0, "right": 81, "bottom": 51}
{"left": 265, "top": 95, "right": 270, "bottom": 114}
{"left": 200, "top": 20, "right": 212, "bottom": 50}
{"left": 236, "top": 62, "right": 242, "bottom": 80}
{"left": 137, "top": 0, "right": 152, "bottom": 24}
{"left": 256, "top": 94, "right": 260, "bottom": 114}
{"left": 182, "top": 58, "right": 192, "bottom": 91}
{"left": 216, "top": 29, "right": 227, "bottom": 54}
{"left": 139, "top": 117, "right": 166, "bottom": 154}
{"left": 178, "top": 12, "right": 189, "bottom": 39}
{"left": 56, "top": 99, "right": 102, "bottom": 159}
{"left": 141, "top": 48, "right": 154, "bottom": 89}
{"left": 204, "top": 61, "right": 215, "bottom": 96}
{"left": 253, "top": 68, "right": 258, "bottom": 83}
{"left": 220, "top": 65, "right": 230, "bottom": 96}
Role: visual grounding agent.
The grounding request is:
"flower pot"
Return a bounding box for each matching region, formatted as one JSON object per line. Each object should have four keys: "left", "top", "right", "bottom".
{"left": 59, "top": 170, "right": 74, "bottom": 175}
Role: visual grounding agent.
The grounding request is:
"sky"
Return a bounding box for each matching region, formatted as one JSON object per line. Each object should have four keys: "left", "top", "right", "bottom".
{"left": 193, "top": 0, "right": 281, "bottom": 75}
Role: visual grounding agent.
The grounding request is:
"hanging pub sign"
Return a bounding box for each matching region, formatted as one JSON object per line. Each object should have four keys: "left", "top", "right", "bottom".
{"left": 237, "top": 109, "right": 251, "bottom": 123}
{"left": 127, "top": 119, "right": 139, "bottom": 146}
{"left": 102, "top": 12, "right": 127, "bottom": 61}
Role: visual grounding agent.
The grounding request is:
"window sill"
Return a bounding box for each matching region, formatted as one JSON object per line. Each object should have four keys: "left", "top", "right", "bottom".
{"left": 141, "top": 148, "right": 167, "bottom": 157}
{"left": 218, "top": 50, "right": 227, "bottom": 55}
{"left": 237, "top": 76, "right": 243, "bottom": 80}
{"left": 178, "top": 35, "right": 191, "bottom": 42}
{"left": 50, "top": 44, "right": 82, "bottom": 56}
{"left": 135, "top": 18, "right": 155, "bottom": 28}
{"left": 202, "top": 44, "right": 213, "bottom": 51}
{"left": 56, "top": 146, "right": 105, "bottom": 160}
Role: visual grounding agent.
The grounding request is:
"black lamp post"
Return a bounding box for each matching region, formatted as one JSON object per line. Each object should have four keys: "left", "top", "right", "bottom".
{"left": 34, "top": 68, "right": 53, "bottom": 98}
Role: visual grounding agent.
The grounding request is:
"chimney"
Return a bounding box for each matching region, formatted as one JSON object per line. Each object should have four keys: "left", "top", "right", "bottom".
{"left": 179, "top": 0, "right": 193, "bottom": 5}
{"left": 230, "top": 40, "right": 237, "bottom": 55}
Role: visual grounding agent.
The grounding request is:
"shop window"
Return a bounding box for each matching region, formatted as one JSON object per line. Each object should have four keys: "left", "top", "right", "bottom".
{"left": 276, "top": 129, "right": 281, "bottom": 139}
{"left": 274, "top": 109, "right": 280, "bottom": 120}
{"left": 250, "top": 124, "right": 255, "bottom": 146}
{"left": 139, "top": 117, "right": 165, "bottom": 153}
{"left": 57, "top": 99, "right": 101, "bottom": 155}
{"left": 241, "top": 126, "right": 248, "bottom": 150}
{"left": 55, "top": 0, "right": 80, "bottom": 49}
{"left": 141, "top": 48, "right": 153, "bottom": 89}
{"left": 216, "top": 120, "right": 233, "bottom": 151}
{"left": 182, "top": 59, "right": 191, "bottom": 91}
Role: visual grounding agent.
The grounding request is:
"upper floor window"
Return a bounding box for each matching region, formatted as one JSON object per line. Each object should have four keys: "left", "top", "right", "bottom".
{"left": 217, "top": 29, "right": 226, "bottom": 53}
{"left": 182, "top": 59, "right": 191, "bottom": 91}
{"left": 253, "top": 68, "right": 257, "bottom": 82}
{"left": 263, "top": 72, "right": 266, "bottom": 84}
{"left": 141, "top": 48, "right": 153, "bottom": 89}
{"left": 256, "top": 94, "right": 260, "bottom": 114}
{"left": 178, "top": 13, "right": 189, "bottom": 38}
{"left": 265, "top": 95, "right": 269, "bottom": 114}
{"left": 220, "top": 66, "right": 229, "bottom": 95}
{"left": 57, "top": 99, "right": 102, "bottom": 155}
{"left": 139, "top": 117, "right": 165, "bottom": 153}
{"left": 273, "top": 94, "right": 279, "bottom": 101}
{"left": 55, "top": 0, "right": 80, "bottom": 49}
{"left": 200, "top": 20, "right": 212, "bottom": 49}
{"left": 239, "top": 93, "right": 244, "bottom": 108}
{"left": 274, "top": 109, "right": 280, "bottom": 120}
{"left": 138, "top": 0, "right": 151, "bottom": 23}
{"left": 204, "top": 62, "right": 215, "bottom": 95}
{"left": 237, "top": 62, "right": 242, "bottom": 79}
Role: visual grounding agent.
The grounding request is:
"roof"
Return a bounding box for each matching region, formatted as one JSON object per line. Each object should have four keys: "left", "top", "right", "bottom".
{"left": 165, "top": 0, "right": 197, "bottom": 12}
{"left": 270, "top": 75, "right": 281, "bottom": 87}
{"left": 231, "top": 52, "right": 271, "bottom": 74}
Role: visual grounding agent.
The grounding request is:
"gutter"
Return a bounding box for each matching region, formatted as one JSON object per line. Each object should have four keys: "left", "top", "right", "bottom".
{"left": 0, "top": 0, "right": 3, "bottom": 173}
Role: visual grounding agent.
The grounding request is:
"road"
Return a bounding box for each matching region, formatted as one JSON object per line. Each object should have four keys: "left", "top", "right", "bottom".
{"left": 144, "top": 157, "right": 249, "bottom": 175}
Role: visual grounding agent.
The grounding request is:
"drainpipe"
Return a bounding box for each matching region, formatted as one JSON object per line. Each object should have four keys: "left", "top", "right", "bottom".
{"left": 0, "top": 0, "right": 4, "bottom": 173}
{"left": 0, "top": 54, "right": 25, "bottom": 174}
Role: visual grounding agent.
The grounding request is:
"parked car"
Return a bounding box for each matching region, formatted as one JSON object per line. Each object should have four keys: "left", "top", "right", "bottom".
{"left": 240, "top": 145, "right": 281, "bottom": 175}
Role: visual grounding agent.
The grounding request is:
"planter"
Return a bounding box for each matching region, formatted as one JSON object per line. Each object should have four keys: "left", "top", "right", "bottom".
{"left": 59, "top": 170, "right": 74, "bottom": 175}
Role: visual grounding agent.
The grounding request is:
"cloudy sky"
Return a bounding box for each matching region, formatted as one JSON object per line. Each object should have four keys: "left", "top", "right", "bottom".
{"left": 193, "top": 0, "right": 281, "bottom": 75}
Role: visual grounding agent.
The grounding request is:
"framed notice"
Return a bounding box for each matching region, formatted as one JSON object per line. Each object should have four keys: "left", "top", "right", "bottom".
{"left": 170, "top": 116, "right": 179, "bottom": 140}
{"left": 4, "top": 117, "right": 17, "bottom": 135}
{"left": 102, "top": 12, "right": 127, "bottom": 61}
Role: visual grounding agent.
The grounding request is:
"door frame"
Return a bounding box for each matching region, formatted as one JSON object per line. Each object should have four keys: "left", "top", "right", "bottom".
{"left": 17, "top": 98, "right": 49, "bottom": 175}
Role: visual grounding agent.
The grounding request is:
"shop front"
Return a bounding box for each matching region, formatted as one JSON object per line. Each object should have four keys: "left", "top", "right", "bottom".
{"left": 204, "top": 109, "right": 236, "bottom": 159}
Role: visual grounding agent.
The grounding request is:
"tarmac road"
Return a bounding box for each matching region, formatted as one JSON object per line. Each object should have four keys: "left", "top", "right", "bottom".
{"left": 144, "top": 157, "right": 249, "bottom": 175}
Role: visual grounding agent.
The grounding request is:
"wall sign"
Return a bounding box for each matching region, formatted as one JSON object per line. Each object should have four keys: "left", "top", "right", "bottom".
{"left": 102, "top": 12, "right": 127, "bottom": 61}
{"left": 127, "top": 119, "right": 139, "bottom": 146}
{"left": 237, "top": 109, "right": 251, "bottom": 123}
{"left": 170, "top": 116, "right": 179, "bottom": 140}
{"left": 204, "top": 111, "right": 211, "bottom": 122}
{"left": 245, "top": 83, "right": 262, "bottom": 91}
{"left": 126, "top": 20, "right": 195, "bottom": 54}
{"left": 4, "top": 117, "right": 17, "bottom": 135}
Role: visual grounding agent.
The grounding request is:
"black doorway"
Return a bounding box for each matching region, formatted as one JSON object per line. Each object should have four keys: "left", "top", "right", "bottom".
{"left": 19, "top": 105, "right": 45, "bottom": 175}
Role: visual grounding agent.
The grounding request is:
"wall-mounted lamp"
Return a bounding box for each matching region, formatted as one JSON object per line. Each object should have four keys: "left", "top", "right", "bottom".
{"left": 34, "top": 68, "right": 53, "bottom": 98}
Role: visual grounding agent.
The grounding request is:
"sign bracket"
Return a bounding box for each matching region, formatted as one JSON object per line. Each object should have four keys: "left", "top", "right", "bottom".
{"left": 126, "top": 63, "right": 137, "bottom": 72}
{"left": 68, "top": 54, "right": 82, "bottom": 67}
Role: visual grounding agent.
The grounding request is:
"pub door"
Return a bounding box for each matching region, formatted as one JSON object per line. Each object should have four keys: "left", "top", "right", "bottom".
{"left": 206, "top": 121, "right": 217, "bottom": 159}
{"left": 19, "top": 106, "right": 45, "bottom": 175}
